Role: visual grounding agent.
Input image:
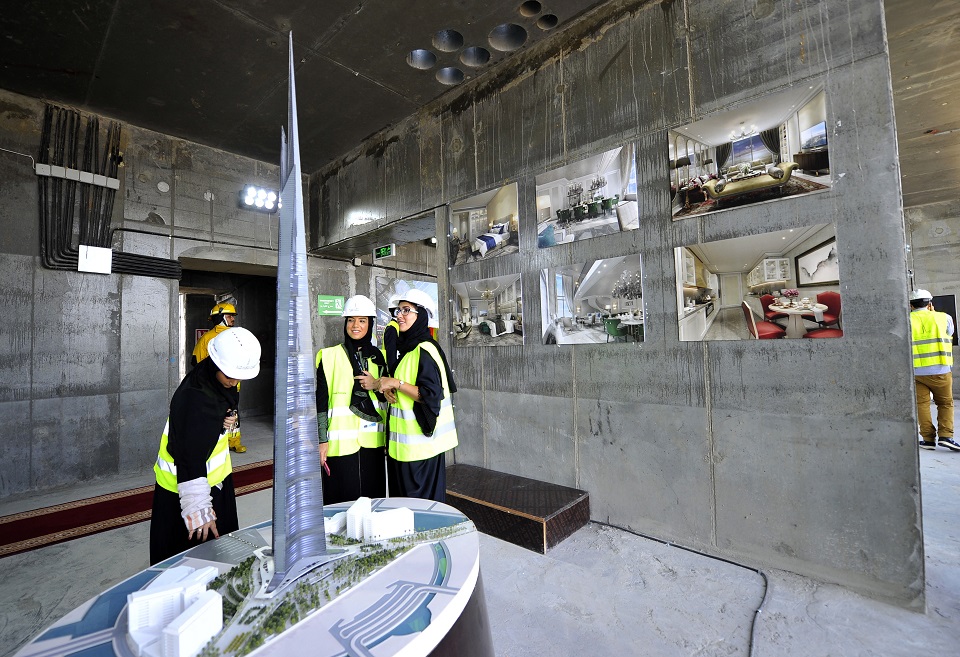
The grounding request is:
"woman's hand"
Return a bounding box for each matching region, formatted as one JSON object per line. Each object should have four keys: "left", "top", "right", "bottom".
{"left": 355, "top": 371, "right": 382, "bottom": 393}
{"left": 377, "top": 376, "right": 399, "bottom": 393}
{"left": 223, "top": 410, "right": 238, "bottom": 431}
{"left": 190, "top": 518, "right": 220, "bottom": 542}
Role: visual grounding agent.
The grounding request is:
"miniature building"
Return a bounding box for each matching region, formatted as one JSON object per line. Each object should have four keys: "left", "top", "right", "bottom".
{"left": 127, "top": 565, "right": 221, "bottom": 657}
{"left": 160, "top": 590, "right": 223, "bottom": 657}
{"left": 364, "top": 507, "right": 415, "bottom": 541}
{"left": 346, "top": 497, "right": 371, "bottom": 540}
{"left": 324, "top": 511, "right": 347, "bottom": 534}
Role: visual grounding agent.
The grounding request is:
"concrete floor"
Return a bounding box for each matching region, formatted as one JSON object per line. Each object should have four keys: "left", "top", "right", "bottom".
{"left": 1, "top": 416, "right": 958, "bottom": 656}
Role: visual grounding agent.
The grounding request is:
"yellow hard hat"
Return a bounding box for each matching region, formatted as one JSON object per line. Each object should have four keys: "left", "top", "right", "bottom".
{"left": 210, "top": 302, "right": 237, "bottom": 317}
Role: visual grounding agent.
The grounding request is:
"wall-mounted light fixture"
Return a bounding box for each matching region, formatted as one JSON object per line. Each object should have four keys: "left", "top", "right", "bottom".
{"left": 239, "top": 186, "right": 279, "bottom": 212}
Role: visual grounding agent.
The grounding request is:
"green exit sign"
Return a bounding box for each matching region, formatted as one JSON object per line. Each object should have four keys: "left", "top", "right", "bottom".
{"left": 317, "top": 295, "right": 344, "bottom": 316}
{"left": 373, "top": 243, "right": 396, "bottom": 261}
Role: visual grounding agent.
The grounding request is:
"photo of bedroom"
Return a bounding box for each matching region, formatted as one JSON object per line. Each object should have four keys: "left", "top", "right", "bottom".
{"left": 670, "top": 81, "right": 832, "bottom": 220}
{"left": 448, "top": 183, "right": 520, "bottom": 266}
{"left": 452, "top": 274, "right": 523, "bottom": 347}
{"left": 540, "top": 255, "right": 644, "bottom": 345}
{"left": 535, "top": 144, "right": 638, "bottom": 248}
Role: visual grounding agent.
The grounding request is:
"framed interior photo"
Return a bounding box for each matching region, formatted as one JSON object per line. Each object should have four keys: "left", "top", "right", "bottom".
{"left": 795, "top": 237, "right": 839, "bottom": 287}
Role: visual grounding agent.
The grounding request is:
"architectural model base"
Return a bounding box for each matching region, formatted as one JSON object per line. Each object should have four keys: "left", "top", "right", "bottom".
{"left": 14, "top": 498, "right": 494, "bottom": 657}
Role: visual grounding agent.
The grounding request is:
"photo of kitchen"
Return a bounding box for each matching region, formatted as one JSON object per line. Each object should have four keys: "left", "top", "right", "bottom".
{"left": 451, "top": 274, "right": 524, "bottom": 347}
{"left": 535, "top": 144, "right": 638, "bottom": 248}
{"left": 675, "top": 223, "right": 842, "bottom": 341}
{"left": 539, "top": 255, "right": 644, "bottom": 345}
{"left": 448, "top": 183, "right": 520, "bottom": 266}
{"left": 670, "top": 82, "right": 832, "bottom": 220}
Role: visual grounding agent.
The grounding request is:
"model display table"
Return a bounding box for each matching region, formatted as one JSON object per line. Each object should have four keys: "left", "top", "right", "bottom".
{"left": 14, "top": 498, "right": 493, "bottom": 657}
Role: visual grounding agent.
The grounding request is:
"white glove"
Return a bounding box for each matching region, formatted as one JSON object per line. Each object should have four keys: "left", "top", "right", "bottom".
{"left": 178, "top": 477, "right": 216, "bottom": 533}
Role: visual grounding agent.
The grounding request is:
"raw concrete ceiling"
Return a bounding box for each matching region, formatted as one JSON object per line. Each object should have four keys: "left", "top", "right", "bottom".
{"left": 0, "top": 0, "right": 953, "bottom": 207}
{"left": 0, "top": 0, "right": 595, "bottom": 174}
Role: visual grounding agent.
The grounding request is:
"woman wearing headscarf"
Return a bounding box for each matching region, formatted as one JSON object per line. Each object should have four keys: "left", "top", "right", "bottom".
{"left": 150, "top": 327, "right": 261, "bottom": 565}
{"left": 361, "top": 289, "right": 458, "bottom": 502}
{"left": 316, "top": 295, "right": 388, "bottom": 503}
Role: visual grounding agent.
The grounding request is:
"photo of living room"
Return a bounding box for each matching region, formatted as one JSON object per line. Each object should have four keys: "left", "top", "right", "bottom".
{"left": 539, "top": 255, "right": 644, "bottom": 345}
{"left": 535, "top": 144, "right": 638, "bottom": 248}
{"left": 448, "top": 183, "right": 520, "bottom": 266}
{"left": 674, "top": 223, "right": 843, "bottom": 341}
{"left": 670, "top": 82, "right": 832, "bottom": 220}
{"left": 452, "top": 274, "right": 524, "bottom": 347}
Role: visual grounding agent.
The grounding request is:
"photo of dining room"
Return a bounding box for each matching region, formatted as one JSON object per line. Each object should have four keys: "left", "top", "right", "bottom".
{"left": 539, "top": 255, "right": 644, "bottom": 345}
{"left": 674, "top": 223, "right": 843, "bottom": 341}
{"left": 448, "top": 183, "right": 520, "bottom": 266}
{"left": 451, "top": 274, "right": 524, "bottom": 347}
{"left": 535, "top": 143, "right": 638, "bottom": 248}
{"left": 670, "top": 82, "right": 833, "bottom": 220}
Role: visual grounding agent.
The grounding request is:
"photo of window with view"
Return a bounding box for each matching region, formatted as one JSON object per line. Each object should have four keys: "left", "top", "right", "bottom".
{"left": 535, "top": 144, "right": 638, "bottom": 248}
{"left": 451, "top": 274, "right": 523, "bottom": 347}
{"left": 539, "top": 255, "right": 644, "bottom": 345}
{"left": 448, "top": 183, "right": 519, "bottom": 266}
{"left": 670, "top": 83, "right": 832, "bottom": 220}
{"left": 675, "top": 224, "right": 842, "bottom": 341}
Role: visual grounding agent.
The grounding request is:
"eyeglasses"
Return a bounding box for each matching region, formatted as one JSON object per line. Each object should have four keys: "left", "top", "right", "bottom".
{"left": 393, "top": 307, "right": 418, "bottom": 317}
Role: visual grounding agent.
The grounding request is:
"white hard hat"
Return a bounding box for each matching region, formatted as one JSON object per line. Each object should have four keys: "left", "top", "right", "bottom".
{"left": 342, "top": 295, "right": 377, "bottom": 317}
{"left": 388, "top": 295, "right": 401, "bottom": 310}
{"left": 909, "top": 289, "right": 933, "bottom": 302}
{"left": 208, "top": 327, "right": 261, "bottom": 380}
{"left": 398, "top": 289, "right": 436, "bottom": 318}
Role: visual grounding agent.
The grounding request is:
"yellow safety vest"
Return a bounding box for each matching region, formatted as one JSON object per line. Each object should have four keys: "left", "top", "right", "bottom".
{"left": 388, "top": 342, "right": 458, "bottom": 462}
{"left": 911, "top": 311, "right": 954, "bottom": 369}
{"left": 192, "top": 324, "right": 228, "bottom": 363}
{"left": 154, "top": 418, "right": 233, "bottom": 493}
{"left": 316, "top": 346, "right": 386, "bottom": 455}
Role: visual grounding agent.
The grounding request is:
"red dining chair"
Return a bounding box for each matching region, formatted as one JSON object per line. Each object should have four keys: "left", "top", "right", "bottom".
{"left": 760, "top": 294, "right": 788, "bottom": 326}
{"left": 803, "top": 328, "right": 844, "bottom": 338}
{"left": 816, "top": 291, "right": 841, "bottom": 328}
{"left": 741, "top": 302, "right": 786, "bottom": 339}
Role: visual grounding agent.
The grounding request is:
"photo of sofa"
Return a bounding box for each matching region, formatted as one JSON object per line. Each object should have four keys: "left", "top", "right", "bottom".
{"left": 703, "top": 162, "right": 799, "bottom": 203}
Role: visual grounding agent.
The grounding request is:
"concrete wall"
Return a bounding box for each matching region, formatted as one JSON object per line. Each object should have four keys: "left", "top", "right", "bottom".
{"left": 310, "top": 0, "right": 922, "bottom": 606}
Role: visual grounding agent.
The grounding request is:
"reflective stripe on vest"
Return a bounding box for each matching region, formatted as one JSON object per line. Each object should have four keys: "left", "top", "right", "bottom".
{"left": 153, "top": 418, "right": 233, "bottom": 493}
{"left": 318, "top": 345, "right": 385, "bottom": 455}
{"left": 911, "top": 311, "right": 954, "bottom": 369}
{"left": 388, "top": 342, "right": 458, "bottom": 462}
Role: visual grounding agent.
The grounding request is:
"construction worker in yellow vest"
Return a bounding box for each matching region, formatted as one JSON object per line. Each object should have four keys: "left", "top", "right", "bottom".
{"left": 150, "top": 327, "right": 261, "bottom": 564}
{"left": 192, "top": 301, "right": 248, "bottom": 453}
{"left": 316, "top": 295, "right": 388, "bottom": 503}
{"left": 366, "top": 289, "right": 458, "bottom": 502}
{"left": 910, "top": 289, "right": 957, "bottom": 451}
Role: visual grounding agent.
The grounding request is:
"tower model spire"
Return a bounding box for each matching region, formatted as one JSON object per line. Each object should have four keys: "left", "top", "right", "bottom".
{"left": 267, "top": 32, "right": 327, "bottom": 593}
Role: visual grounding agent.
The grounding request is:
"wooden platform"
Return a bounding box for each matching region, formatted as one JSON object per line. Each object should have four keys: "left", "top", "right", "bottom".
{"left": 445, "top": 464, "right": 590, "bottom": 554}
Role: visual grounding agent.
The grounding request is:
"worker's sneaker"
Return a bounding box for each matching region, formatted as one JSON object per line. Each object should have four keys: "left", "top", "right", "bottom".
{"left": 919, "top": 441, "right": 937, "bottom": 451}
{"left": 939, "top": 438, "right": 960, "bottom": 452}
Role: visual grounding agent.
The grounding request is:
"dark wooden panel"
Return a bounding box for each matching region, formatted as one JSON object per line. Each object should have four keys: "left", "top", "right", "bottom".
{"left": 446, "top": 464, "right": 590, "bottom": 553}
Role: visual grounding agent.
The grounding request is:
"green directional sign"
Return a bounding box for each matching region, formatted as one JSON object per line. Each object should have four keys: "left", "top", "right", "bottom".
{"left": 373, "top": 243, "right": 396, "bottom": 261}
{"left": 317, "top": 295, "right": 345, "bottom": 316}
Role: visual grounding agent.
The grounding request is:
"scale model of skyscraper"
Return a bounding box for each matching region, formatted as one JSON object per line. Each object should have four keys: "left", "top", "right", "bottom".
{"left": 266, "top": 33, "right": 334, "bottom": 594}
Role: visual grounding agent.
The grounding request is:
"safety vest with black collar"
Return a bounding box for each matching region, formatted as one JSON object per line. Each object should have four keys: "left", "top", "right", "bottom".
{"left": 154, "top": 419, "right": 233, "bottom": 492}
{"left": 316, "top": 345, "right": 386, "bottom": 456}
{"left": 388, "top": 342, "right": 458, "bottom": 461}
